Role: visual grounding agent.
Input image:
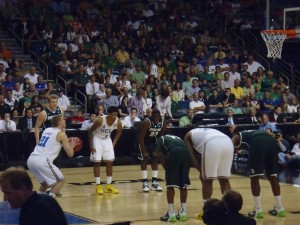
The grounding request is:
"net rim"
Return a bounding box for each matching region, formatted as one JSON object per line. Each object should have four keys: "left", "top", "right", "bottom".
{"left": 260, "top": 30, "right": 291, "bottom": 35}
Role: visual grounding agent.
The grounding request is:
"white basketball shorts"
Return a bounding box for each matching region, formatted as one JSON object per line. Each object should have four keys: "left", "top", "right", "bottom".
{"left": 27, "top": 154, "right": 64, "bottom": 186}
{"left": 201, "top": 136, "right": 234, "bottom": 179}
{"left": 90, "top": 137, "right": 115, "bottom": 162}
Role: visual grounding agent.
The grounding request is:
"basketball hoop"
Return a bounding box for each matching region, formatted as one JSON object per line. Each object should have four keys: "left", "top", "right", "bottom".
{"left": 260, "top": 30, "right": 287, "bottom": 59}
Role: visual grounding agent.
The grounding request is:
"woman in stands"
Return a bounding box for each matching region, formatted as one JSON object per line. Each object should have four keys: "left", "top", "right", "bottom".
{"left": 155, "top": 89, "right": 173, "bottom": 119}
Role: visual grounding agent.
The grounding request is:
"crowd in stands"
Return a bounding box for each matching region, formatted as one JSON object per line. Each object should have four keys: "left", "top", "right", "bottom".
{"left": 0, "top": 1, "right": 299, "bottom": 133}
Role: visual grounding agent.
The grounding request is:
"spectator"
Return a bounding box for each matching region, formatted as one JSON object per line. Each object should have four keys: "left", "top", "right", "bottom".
{"left": 245, "top": 107, "right": 260, "bottom": 124}
{"left": 285, "top": 86, "right": 296, "bottom": 104}
{"left": 103, "top": 88, "right": 119, "bottom": 111}
{"left": 221, "top": 72, "right": 231, "bottom": 90}
{"left": 223, "top": 108, "right": 239, "bottom": 125}
{"left": 57, "top": 89, "right": 70, "bottom": 111}
{"left": 24, "top": 67, "right": 39, "bottom": 85}
{"left": 292, "top": 106, "right": 300, "bottom": 123}
{"left": 44, "top": 81, "right": 56, "bottom": 98}
{"left": 142, "top": 90, "right": 152, "bottom": 116}
{"left": 4, "top": 89, "right": 17, "bottom": 111}
{"left": 260, "top": 91, "right": 275, "bottom": 113}
{"left": 269, "top": 106, "right": 285, "bottom": 123}
{"left": 207, "top": 89, "right": 223, "bottom": 112}
{"left": 243, "top": 78, "right": 255, "bottom": 98}
{"left": 274, "top": 129, "right": 290, "bottom": 155}
{"left": 118, "top": 96, "right": 130, "bottom": 119}
{"left": 73, "top": 64, "right": 89, "bottom": 92}
{"left": 122, "top": 107, "right": 141, "bottom": 128}
{"left": 0, "top": 167, "right": 68, "bottom": 225}
{"left": 179, "top": 109, "right": 194, "bottom": 127}
{"left": 0, "top": 63, "right": 7, "bottom": 82}
{"left": 115, "top": 45, "right": 129, "bottom": 66}
{"left": 202, "top": 198, "right": 227, "bottom": 225}
{"left": 261, "top": 71, "right": 277, "bottom": 92}
{"left": 228, "top": 100, "right": 243, "bottom": 114}
{"left": 278, "top": 133, "right": 300, "bottom": 167}
{"left": 222, "top": 190, "right": 256, "bottom": 225}
{"left": 1, "top": 74, "right": 15, "bottom": 91}
{"left": 95, "top": 84, "right": 106, "bottom": 105}
{"left": 81, "top": 113, "right": 97, "bottom": 130}
{"left": 156, "top": 89, "right": 173, "bottom": 119}
{"left": 182, "top": 73, "right": 193, "bottom": 96}
{"left": 96, "top": 105, "right": 106, "bottom": 118}
{"left": 230, "top": 79, "right": 244, "bottom": 100}
{"left": 34, "top": 75, "right": 47, "bottom": 93}
{"left": 12, "top": 82, "right": 23, "bottom": 102}
{"left": 0, "top": 94, "right": 11, "bottom": 117}
{"left": 259, "top": 113, "right": 276, "bottom": 132}
{"left": 0, "top": 113, "right": 16, "bottom": 132}
{"left": 127, "top": 88, "right": 145, "bottom": 119}
{"left": 243, "top": 55, "right": 264, "bottom": 76}
{"left": 17, "top": 108, "right": 36, "bottom": 132}
{"left": 67, "top": 109, "right": 85, "bottom": 127}
{"left": 287, "top": 97, "right": 299, "bottom": 114}
{"left": 172, "top": 82, "right": 185, "bottom": 102}
{"left": 222, "top": 88, "right": 235, "bottom": 107}
{"left": 189, "top": 92, "right": 206, "bottom": 114}
{"left": 28, "top": 95, "right": 44, "bottom": 112}
{"left": 119, "top": 73, "right": 132, "bottom": 90}
{"left": 199, "top": 66, "right": 214, "bottom": 84}
{"left": 86, "top": 75, "right": 100, "bottom": 113}
{"left": 131, "top": 65, "right": 145, "bottom": 88}
{"left": 186, "top": 79, "right": 200, "bottom": 100}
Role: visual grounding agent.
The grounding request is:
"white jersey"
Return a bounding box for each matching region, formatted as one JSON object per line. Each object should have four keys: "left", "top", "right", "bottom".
{"left": 190, "top": 128, "right": 227, "bottom": 154}
{"left": 93, "top": 116, "right": 118, "bottom": 139}
{"left": 31, "top": 127, "right": 62, "bottom": 162}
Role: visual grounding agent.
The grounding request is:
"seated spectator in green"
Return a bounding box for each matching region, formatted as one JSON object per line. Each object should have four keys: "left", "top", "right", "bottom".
{"left": 261, "top": 70, "right": 277, "bottom": 92}
{"left": 199, "top": 66, "right": 214, "bottom": 83}
{"left": 131, "top": 65, "right": 145, "bottom": 88}
{"left": 179, "top": 109, "right": 194, "bottom": 127}
{"left": 227, "top": 100, "right": 243, "bottom": 114}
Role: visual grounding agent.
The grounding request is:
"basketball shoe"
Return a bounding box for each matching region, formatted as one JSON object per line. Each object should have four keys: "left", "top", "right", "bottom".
{"left": 160, "top": 211, "right": 177, "bottom": 222}
{"left": 96, "top": 184, "right": 103, "bottom": 195}
{"left": 268, "top": 207, "right": 286, "bottom": 217}
{"left": 195, "top": 209, "right": 204, "bottom": 220}
{"left": 104, "top": 184, "right": 119, "bottom": 194}
{"left": 151, "top": 180, "right": 162, "bottom": 191}
{"left": 176, "top": 210, "right": 187, "bottom": 221}
{"left": 142, "top": 181, "right": 150, "bottom": 192}
{"left": 248, "top": 210, "right": 264, "bottom": 218}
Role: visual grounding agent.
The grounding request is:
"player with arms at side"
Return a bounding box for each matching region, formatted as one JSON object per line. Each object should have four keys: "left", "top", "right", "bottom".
{"left": 184, "top": 128, "right": 234, "bottom": 219}
{"left": 138, "top": 109, "right": 167, "bottom": 192}
{"left": 231, "top": 130, "right": 285, "bottom": 218}
{"left": 156, "top": 134, "right": 191, "bottom": 222}
{"left": 27, "top": 115, "right": 78, "bottom": 197}
{"left": 35, "top": 94, "right": 64, "bottom": 144}
{"left": 89, "top": 106, "right": 122, "bottom": 195}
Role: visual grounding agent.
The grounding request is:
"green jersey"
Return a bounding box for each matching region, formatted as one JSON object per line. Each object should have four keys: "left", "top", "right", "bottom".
{"left": 156, "top": 135, "right": 187, "bottom": 154}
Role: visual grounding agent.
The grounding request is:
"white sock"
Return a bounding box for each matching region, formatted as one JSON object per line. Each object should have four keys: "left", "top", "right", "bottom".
{"left": 202, "top": 199, "right": 208, "bottom": 207}
{"left": 274, "top": 196, "right": 284, "bottom": 211}
{"left": 48, "top": 192, "right": 56, "bottom": 198}
{"left": 168, "top": 204, "right": 174, "bottom": 214}
{"left": 95, "top": 177, "right": 101, "bottom": 185}
{"left": 142, "top": 170, "right": 147, "bottom": 180}
{"left": 107, "top": 176, "right": 112, "bottom": 185}
{"left": 180, "top": 203, "right": 187, "bottom": 213}
{"left": 253, "top": 196, "right": 262, "bottom": 211}
{"left": 152, "top": 170, "right": 158, "bottom": 178}
{"left": 37, "top": 191, "right": 45, "bottom": 194}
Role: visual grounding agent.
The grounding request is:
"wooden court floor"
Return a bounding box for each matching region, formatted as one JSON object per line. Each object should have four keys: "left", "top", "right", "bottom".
{"left": 1, "top": 165, "right": 300, "bottom": 225}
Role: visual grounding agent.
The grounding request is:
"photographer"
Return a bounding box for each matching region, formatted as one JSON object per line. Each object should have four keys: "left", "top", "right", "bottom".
{"left": 274, "top": 129, "right": 290, "bottom": 153}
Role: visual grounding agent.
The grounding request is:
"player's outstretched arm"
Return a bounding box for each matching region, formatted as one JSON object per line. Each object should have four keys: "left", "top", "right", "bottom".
{"left": 184, "top": 132, "right": 201, "bottom": 172}
{"left": 59, "top": 132, "right": 75, "bottom": 158}
{"left": 112, "top": 119, "right": 122, "bottom": 147}
{"left": 34, "top": 111, "right": 46, "bottom": 145}
{"left": 88, "top": 117, "right": 103, "bottom": 152}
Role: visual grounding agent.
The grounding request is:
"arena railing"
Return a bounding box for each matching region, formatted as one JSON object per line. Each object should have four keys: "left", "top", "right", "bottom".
{"left": 56, "top": 75, "right": 68, "bottom": 94}
{"left": 7, "top": 28, "right": 25, "bottom": 56}
{"left": 74, "top": 89, "right": 87, "bottom": 115}
{"left": 30, "top": 50, "right": 49, "bottom": 81}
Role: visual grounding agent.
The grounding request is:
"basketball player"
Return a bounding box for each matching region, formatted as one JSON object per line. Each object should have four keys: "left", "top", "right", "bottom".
{"left": 138, "top": 109, "right": 167, "bottom": 192}
{"left": 27, "top": 115, "right": 78, "bottom": 198}
{"left": 88, "top": 106, "right": 122, "bottom": 195}
{"left": 35, "top": 94, "right": 64, "bottom": 144}
{"left": 184, "top": 128, "right": 234, "bottom": 219}
{"left": 156, "top": 135, "right": 190, "bottom": 222}
{"left": 231, "top": 130, "right": 285, "bottom": 218}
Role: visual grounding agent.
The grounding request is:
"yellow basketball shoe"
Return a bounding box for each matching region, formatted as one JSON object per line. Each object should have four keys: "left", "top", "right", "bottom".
{"left": 105, "top": 184, "right": 119, "bottom": 194}
{"left": 96, "top": 184, "right": 103, "bottom": 195}
{"left": 195, "top": 209, "right": 204, "bottom": 220}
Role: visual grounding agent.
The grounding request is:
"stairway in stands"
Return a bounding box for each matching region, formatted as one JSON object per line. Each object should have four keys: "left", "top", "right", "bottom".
{"left": 0, "top": 30, "right": 77, "bottom": 117}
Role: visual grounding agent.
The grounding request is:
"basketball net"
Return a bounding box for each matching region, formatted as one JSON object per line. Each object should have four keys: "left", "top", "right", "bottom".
{"left": 260, "top": 30, "right": 287, "bottom": 59}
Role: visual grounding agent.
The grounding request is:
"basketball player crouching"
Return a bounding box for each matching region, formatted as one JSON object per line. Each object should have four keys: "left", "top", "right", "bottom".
{"left": 88, "top": 106, "right": 122, "bottom": 195}
{"left": 27, "top": 115, "right": 78, "bottom": 197}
